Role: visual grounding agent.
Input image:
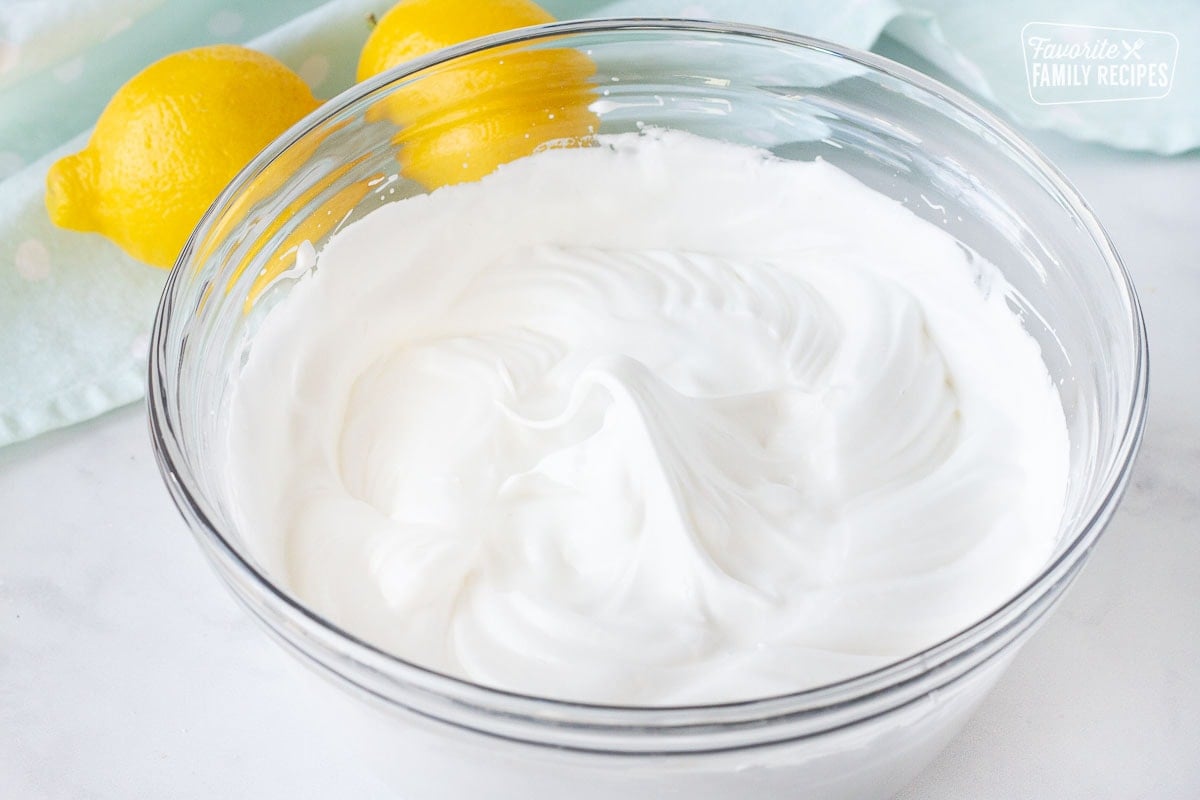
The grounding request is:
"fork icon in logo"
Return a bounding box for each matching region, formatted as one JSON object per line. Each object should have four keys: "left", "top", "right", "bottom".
{"left": 1122, "top": 38, "right": 1145, "bottom": 60}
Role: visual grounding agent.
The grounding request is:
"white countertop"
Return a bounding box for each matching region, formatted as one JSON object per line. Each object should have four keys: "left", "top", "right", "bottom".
{"left": 2, "top": 132, "right": 1198, "bottom": 798}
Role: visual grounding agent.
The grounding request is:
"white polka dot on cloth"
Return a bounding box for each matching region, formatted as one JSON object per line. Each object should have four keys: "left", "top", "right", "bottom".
{"left": 52, "top": 57, "right": 85, "bottom": 83}
{"left": 298, "top": 54, "right": 330, "bottom": 90}
{"left": 129, "top": 333, "right": 150, "bottom": 361}
{"left": 0, "top": 41, "right": 19, "bottom": 75}
{"left": 0, "top": 151, "right": 23, "bottom": 180}
{"left": 207, "top": 10, "right": 244, "bottom": 37}
{"left": 105, "top": 17, "right": 134, "bottom": 41}
{"left": 15, "top": 239, "right": 51, "bottom": 282}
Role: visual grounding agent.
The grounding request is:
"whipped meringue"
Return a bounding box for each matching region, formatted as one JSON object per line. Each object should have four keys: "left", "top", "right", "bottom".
{"left": 224, "top": 130, "right": 1069, "bottom": 705}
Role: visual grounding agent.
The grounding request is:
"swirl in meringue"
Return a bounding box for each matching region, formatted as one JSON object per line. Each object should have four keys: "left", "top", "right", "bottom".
{"left": 225, "top": 131, "right": 1068, "bottom": 705}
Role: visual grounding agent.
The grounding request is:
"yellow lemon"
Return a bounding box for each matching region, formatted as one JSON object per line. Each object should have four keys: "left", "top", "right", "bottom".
{"left": 46, "top": 45, "right": 320, "bottom": 268}
{"left": 357, "top": 0, "right": 598, "bottom": 187}
{"left": 356, "top": 0, "right": 556, "bottom": 85}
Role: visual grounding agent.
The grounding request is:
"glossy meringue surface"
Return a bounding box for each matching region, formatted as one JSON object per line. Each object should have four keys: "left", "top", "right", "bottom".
{"left": 224, "top": 130, "right": 1069, "bottom": 705}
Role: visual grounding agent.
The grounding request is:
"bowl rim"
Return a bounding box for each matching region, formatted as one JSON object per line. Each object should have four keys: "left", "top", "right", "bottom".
{"left": 149, "top": 17, "right": 1149, "bottom": 721}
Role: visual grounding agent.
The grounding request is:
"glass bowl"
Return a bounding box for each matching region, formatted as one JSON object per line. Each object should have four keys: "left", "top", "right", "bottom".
{"left": 147, "top": 19, "right": 1148, "bottom": 800}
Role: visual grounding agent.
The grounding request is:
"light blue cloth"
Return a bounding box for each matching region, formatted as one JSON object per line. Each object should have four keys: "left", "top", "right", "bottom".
{"left": 0, "top": 0, "right": 390, "bottom": 445}
{"left": 1, "top": 0, "right": 1195, "bottom": 446}
{"left": 887, "top": 0, "right": 1199, "bottom": 153}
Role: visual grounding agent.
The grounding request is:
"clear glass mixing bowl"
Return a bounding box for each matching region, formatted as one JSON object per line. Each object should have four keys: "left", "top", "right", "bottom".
{"left": 147, "top": 19, "right": 1148, "bottom": 800}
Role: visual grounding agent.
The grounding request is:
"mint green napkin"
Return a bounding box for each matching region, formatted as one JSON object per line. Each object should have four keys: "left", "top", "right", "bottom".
{"left": 0, "top": 0, "right": 392, "bottom": 445}
{"left": 2, "top": 0, "right": 1195, "bottom": 446}
{"left": 888, "top": 0, "right": 1199, "bottom": 153}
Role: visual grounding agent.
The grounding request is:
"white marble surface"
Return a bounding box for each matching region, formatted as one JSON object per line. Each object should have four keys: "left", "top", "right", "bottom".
{"left": 2, "top": 133, "right": 1198, "bottom": 798}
